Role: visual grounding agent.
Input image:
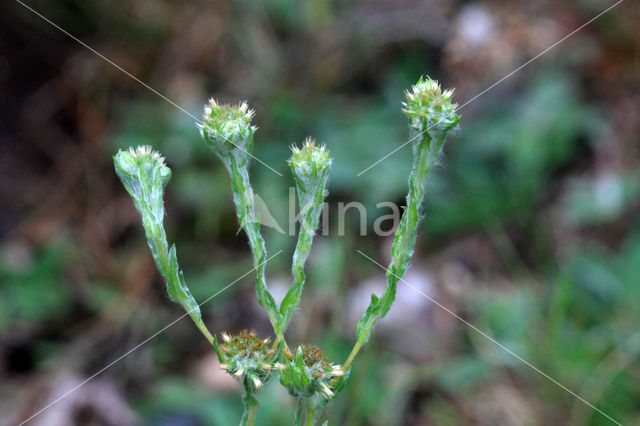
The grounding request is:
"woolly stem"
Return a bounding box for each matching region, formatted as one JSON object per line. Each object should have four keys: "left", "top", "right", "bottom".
{"left": 227, "top": 156, "right": 280, "bottom": 335}
{"left": 344, "top": 130, "right": 434, "bottom": 371}
{"left": 240, "top": 376, "right": 259, "bottom": 426}
{"left": 279, "top": 178, "right": 326, "bottom": 334}
{"left": 294, "top": 398, "right": 304, "bottom": 425}
{"left": 305, "top": 398, "right": 317, "bottom": 426}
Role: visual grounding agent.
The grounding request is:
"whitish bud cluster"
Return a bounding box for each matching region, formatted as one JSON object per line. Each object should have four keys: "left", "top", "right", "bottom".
{"left": 288, "top": 138, "right": 331, "bottom": 208}
{"left": 198, "top": 99, "right": 256, "bottom": 162}
{"left": 114, "top": 146, "right": 171, "bottom": 224}
{"left": 217, "top": 330, "right": 275, "bottom": 391}
{"left": 289, "top": 138, "right": 331, "bottom": 179}
{"left": 402, "top": 76, "right": 459, "bottom": 136}
{"left": 277, "top": 344, "right": 344, "bottom": 399}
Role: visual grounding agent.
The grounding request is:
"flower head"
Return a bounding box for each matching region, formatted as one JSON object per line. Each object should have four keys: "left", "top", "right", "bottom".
{"left": 198, "top": 99, "right": 257, "bottom": 161}
{"left": 289, "top": 138, "right": 331, "bottom": 205}
{"left": 402, "top": 76, "right": 459, "bottom": 135}
{"left": 114, "top": 146, "right": 172, "bottom": 221}
{"left": 277, "top": 344, "right": 344, "bottom": 399}
{"left": 216, "top": 330, "right": 275, "bottom": 391}
{"left": 289, "top": 138, "right": 331, "bottom": 177}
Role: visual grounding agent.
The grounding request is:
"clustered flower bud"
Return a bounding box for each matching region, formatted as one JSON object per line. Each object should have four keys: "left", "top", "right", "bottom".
{"left": 402, "top": 76, "right": 459, "bottom": 136}
{"left": 217, "top": 330, "right": 275, "bottom": 391}
{"left": 289, "top": 138, "right": 331, "bottom": 181}
{"left": 288, "top": 138, "right": 331, "bottom": 208}
{"left": 114, "top": 146, "right": 172, "bottom": 222}
{"left": 276, "top": 344, "right": 344, "bottom": 399}
{"left": 198, "top": 99, "right": 257, "bottom": 162}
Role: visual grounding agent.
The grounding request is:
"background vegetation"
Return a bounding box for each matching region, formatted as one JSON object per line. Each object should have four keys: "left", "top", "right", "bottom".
{"left": 1, "top": 0, "right": 639, "bottom": 424}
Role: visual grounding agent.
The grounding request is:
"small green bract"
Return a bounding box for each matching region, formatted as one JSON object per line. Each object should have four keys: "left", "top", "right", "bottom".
{"left": 277, "top": 345, "right": 344, "bottom": 399}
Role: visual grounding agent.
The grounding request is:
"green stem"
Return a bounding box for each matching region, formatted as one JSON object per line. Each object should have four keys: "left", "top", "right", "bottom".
{"left": 193, "top": 320, "right": 215, "bottom": 345}
{"left": 346, "top": 131, "right": 434, "bottom": 370}
{"left": 294, "top": 398, "right": 304, "bottom": 425}
{"left": 304, "top": 399, "right": 317, "bottom": 426}
{"left": 342, "top": 335, "right": 365, "bottom": 372}
{"left": 382, "top": 130, "right": 432, "bottom": 306}
{"left": 227, "top": 156, "right": 281, "bottom": 334}
{"left": 279, "top": 181, "right": 325, "bottom": 334}
{"left": 240, "top": 377, "right": 259, "bottom": 426}
{"left": 145, "top": 214, "right": 215, "bottom": 346}
{"left": 271, "top": 334, "right": 290, "bottom": 354}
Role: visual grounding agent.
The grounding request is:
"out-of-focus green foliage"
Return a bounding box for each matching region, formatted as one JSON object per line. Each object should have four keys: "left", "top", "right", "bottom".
{"left": 136, "top": 377, "right": 295, "bottom": 425}
{"left": 426, "top": 73, "right": 599, "bottom": 234}
{"left": 468, "top": 226, "right": 640, "bottom": 425}
{"left": 563, "top": 172, "right": 640, "bottom": 225}
{"left": 0, "top": 239, "right": 70, "bottom": 329}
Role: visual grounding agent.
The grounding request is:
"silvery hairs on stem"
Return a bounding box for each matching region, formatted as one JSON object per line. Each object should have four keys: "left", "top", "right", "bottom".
{"left": 113, "top": 146, "right": 214, "bottom": 344}
{"left": 342, "top": 76, "right": 460, "bottom": 372}
{"left": 198, "top": 99, "right": 281, "bottom": 333}
{"left": 280, "top": 138, "right": 331, "bottom": 333}
{"left": 198, "top": 100, "right": 337, "bottom": 423}
{"left": 197, "top": 101, "right": 333, "bottom": 339}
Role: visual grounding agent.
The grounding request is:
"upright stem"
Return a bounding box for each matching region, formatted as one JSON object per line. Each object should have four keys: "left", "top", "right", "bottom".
{"left": 271, "top": 334, "right": 290, "bottom": 353}
{"left": 342, "top": 339, "right": 363, "bottom": 372}
{"left": 381, "top": 130, "right": 432, "bottom": 306}
{"left": 293, "top": 398, "right": 317, "bottom": 426}
{"left": 228, "top": 157, "right": 281, "bottom": 336}
{"left": 199, "top": 101, "right": 282, "bottom": 342}
{"left": 294, "top": 399, "right": 304, "bottom": 425}
{"left": 193, "top": 320, "right": 215, "bottom": 346}
{"left": 343, "top": 133, "right": 431, "bottom": 372}
{"left": 304, "top": 399, "right": 317, "bottom": 426}
{"left": 278, "top": 140, "right": 331, "bottom": 337}
{"left": 240, "top": 377, "right": 259, "bottom": 426}
{"left": 148, "top": 231, "right": 215, "bottom": 346}
{"left": 279, "top": 183, "right": 325, "bottom": 333}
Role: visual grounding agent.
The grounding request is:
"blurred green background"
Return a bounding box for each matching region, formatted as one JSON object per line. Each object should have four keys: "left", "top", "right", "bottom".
{"left": 1, "top": 0, "right": 639, "bottom": 425}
